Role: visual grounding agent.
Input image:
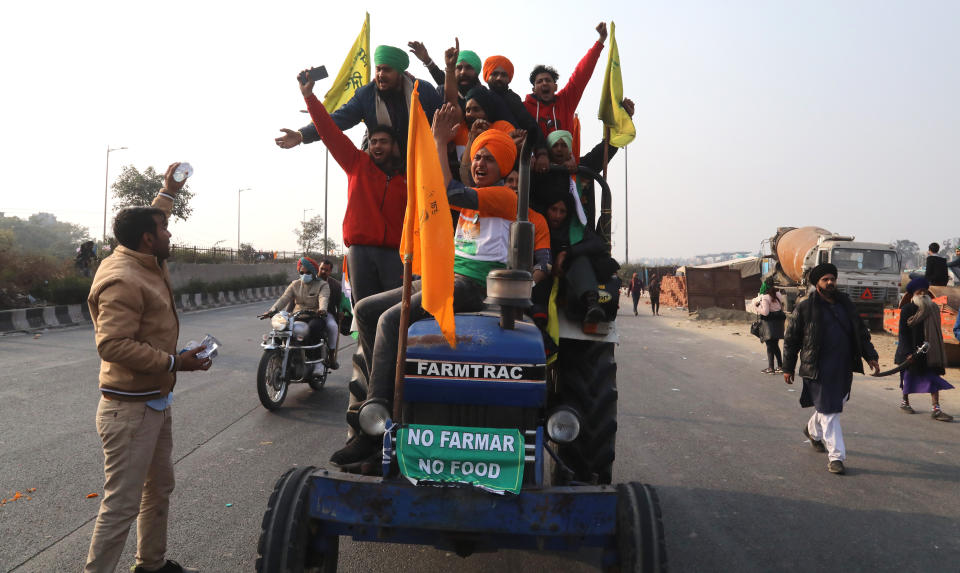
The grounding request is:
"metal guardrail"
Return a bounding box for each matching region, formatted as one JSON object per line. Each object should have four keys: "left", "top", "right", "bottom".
{"left": 168, "top": 245, "right": 342, "bottom": 264}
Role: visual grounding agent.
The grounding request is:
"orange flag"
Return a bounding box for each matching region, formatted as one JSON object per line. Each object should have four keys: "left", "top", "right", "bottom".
{"left": 401, "top": 81, "right": 456, "bottom": 347}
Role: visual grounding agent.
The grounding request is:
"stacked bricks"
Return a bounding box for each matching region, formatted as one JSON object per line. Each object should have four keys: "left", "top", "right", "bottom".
{"left": 883, "top": 296, "right": 959, "bottom": 344}
{"left": 659, "top": 276, "right": 688, "bottom": 308}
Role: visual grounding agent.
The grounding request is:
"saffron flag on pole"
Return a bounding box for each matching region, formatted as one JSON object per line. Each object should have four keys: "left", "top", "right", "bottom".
{"left": 322, "top": 13, "right": 371, "bottom": 113}
{"left": 401, "top": 81, "right": 457, "bottom": 347}
{"left": 598, "top": 21, "right": 636, "bottom": 147}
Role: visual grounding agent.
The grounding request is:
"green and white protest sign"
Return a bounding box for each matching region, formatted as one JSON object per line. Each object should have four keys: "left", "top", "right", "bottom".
{"left": 396, "top": 424, "right": 525, "bottom": 494}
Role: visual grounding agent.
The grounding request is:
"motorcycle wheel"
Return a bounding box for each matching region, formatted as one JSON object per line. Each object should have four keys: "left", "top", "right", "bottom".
{"left": 257, "top": 351, "right": 288, "bottom": 411}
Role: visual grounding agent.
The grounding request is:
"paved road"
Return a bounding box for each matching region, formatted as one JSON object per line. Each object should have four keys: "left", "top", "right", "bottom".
{"left": 1, "top": 300, "right": 958, "bottom": 572}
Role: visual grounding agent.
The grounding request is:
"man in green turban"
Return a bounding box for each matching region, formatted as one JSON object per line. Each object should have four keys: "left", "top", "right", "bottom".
{"left": 406, "top": 39, "right": 483, "bottom": 104}
{"left": 274, "top": 44, "right": 441, "bottom": 157}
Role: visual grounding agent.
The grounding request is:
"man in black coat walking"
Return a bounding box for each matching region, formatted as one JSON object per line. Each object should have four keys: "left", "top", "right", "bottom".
{"left": 783, "top": 263, "right": 880, "bottom": 474}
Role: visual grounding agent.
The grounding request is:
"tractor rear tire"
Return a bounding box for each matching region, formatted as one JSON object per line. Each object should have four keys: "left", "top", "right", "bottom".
{"left": 555, "top": 340, "right": 617, "bottom": 484}
{"left": 256, "top": 466, "right": 338, "bottom": 573}
{"left": 614, "top": 482, "right": 668, "bottom": 573}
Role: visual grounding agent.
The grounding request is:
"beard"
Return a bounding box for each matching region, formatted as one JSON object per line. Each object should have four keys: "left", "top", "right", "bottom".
{"left": 816, "top": 283, "right": 838, "bottom": 298}
{"left": 911, "top": 293, "right": 932, "bottom": 307}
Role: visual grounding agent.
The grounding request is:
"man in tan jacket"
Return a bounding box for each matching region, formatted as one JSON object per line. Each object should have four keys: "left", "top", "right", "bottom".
{"left": 85, "top": 163, "right": 209, "bottom": 573}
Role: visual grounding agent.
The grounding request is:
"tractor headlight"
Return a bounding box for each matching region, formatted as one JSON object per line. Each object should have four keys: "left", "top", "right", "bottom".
{"left": 292, "top": 321, "right": 310, "bottom": 338}
{"left": 358, "top": 399, "right": 391, "bottom": 436}
{"left": 546, "top": 407, "right": 581, "bottom": 443}
{"left": 270, "top": 311, "right": 290, "bottom": 331}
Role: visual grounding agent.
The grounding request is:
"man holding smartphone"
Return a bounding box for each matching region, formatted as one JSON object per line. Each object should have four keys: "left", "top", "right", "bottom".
{"left": 298, "top": 68, "right": 412, "bottom": 451}
{"left": 84, "top": 163, "right": 210, "bottom": 573}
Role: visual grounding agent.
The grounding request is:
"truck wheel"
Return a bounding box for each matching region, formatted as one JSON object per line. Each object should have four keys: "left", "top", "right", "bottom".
{"left": 555, "top": 340, "right": 617, "bottom": 484}
{"left": 868, "top": 316, "right": 884, "bottom": 332}
{"left": 614, "top": 482, "right": 668, "bottom": 573}
{"left": 256, "top": 466, "right": 338, "bottom": 573}
{"left": 257, "top": 351, "right": 288, "bottom": 411}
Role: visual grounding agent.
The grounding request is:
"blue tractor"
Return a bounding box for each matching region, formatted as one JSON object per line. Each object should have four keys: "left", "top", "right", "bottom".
{"left": 255, "top": 145, "right": 666, "bottom": 572}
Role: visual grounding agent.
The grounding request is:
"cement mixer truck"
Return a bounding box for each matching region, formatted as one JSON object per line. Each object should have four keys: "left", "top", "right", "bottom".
{"left": 762, "top": 227, "right": 901, "bottom": 330}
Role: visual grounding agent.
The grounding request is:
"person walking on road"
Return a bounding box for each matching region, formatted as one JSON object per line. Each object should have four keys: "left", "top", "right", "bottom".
{"left": 895, "top": 277, "right": 954, "bottom": 421}
{"left": 753, "top": 280, "right": 786, "bottom": 374}
{"left": 628, "top": 272, "right": 644, "bottom": 316}
{"left": 782, "top": 263, "right": 880, "bottom": 475}
{"left": 648, "top": 273, "right": 661, "bottom": 316}
{"left": 85, "top": 163, "right": 210, "bottom": 573}
{"left": 948, "top": 246, "right": 960, "bottom": 284}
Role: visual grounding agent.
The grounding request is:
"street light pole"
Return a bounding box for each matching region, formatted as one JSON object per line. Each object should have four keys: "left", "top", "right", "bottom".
{"left": 238, "top": 187, "right": 251, "bottom": 258}
{"left": 102, "top": 145, "right": 127, "bottom": 242}
{"left": 324, "top": 148, "right": 329, "bottom": 255}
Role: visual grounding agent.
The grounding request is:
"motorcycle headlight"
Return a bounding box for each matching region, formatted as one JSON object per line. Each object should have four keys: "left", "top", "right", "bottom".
{"left": 270, "top": 312, "right": 289, "bottom": 331}
{"left": 546, "top": 407, "right": 581, "bottom": 443}
{"left": 358, "top": 399, "right": 391, "bottom": 436}
{"left": 292, "top": 321, "right": 310, "bottom": 338}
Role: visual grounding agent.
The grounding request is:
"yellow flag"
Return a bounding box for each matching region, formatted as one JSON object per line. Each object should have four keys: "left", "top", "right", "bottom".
{"left": 598, "top": 21, "right": 636, "bottom": 147}
{"left": 401, "top": 81, "right": 457, "bottom": 347}
{"left": 322, "top": 13, "right": 371, "bottom": 113}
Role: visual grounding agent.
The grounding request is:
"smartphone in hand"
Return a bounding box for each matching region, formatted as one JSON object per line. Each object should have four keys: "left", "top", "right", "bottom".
{"left": 299, "top": 66, "right": 328, "bottom": 85}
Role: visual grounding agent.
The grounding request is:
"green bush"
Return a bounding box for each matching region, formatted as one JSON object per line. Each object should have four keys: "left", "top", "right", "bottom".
{"left": 32, "top": 275, "right": 93, "bottom": 305}
{"left": 173, "top": 273, "right": 288, "bottom": 296}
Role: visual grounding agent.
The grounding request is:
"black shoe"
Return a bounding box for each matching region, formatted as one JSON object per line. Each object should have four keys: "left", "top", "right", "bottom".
{"left": 932, "top": 409, "right": 954, "bottom": 422}
{"left": 581, "top": 291, "right": 607, "bottom": 324}
{"left": 329, "top": 358, "right": 340, "bottom": 371}
{"left": 828, "top": 460, "right": 845, "bottom": 474}
{"left": 133, "top": 560, "right": 198, "bottom": 573}
{"left": 803, "top": 427, "right": 827, "bottom": 453}
{"left": 330, "top": 434, "right": 379, "bottom": 466}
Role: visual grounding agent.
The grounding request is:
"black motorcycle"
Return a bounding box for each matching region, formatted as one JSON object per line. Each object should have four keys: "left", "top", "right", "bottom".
{"left": 256, "top": 310, "right": 332, "bottom": 410}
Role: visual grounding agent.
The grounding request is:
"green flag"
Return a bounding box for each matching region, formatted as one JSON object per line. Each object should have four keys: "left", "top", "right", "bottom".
{"left": 598, "top": 21, "right": 636, "bottom": 147}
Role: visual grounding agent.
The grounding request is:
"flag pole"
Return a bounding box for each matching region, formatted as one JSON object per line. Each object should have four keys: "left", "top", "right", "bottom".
{"left": 602, "top": 125, "right": 611, "bottom": 180}
{"left": 392, "top": 252, "right": 413, "bottom": 420}
{"left": 324, "top": 148, "right": 329, "bottom": 255}
{"left": 624, "top": 145, "right": 629, "bottom": 264}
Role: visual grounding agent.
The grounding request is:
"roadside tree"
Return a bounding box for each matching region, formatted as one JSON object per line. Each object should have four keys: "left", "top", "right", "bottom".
{"left": 295, "top": 215, "right": 325, "bottom": 253}
{"left": 111, "top": 165, "right": 194, "bottom": 221}
{"left": 893, "top": 239, "right": 920, "bottom": 269}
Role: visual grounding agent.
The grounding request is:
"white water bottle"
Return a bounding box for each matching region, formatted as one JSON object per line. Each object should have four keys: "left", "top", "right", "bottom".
{"left": 173, "top": 162, "right": 194, "bottom": 183}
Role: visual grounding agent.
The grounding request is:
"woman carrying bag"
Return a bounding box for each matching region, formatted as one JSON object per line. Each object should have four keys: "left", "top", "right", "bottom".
{"left": 754, "top": 281, "right": 787, "bottom": 374}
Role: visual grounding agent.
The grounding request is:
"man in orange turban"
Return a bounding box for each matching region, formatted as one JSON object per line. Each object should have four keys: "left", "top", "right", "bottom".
{"left": 483, "top": 56, "right": 515, "bottom": 90}
{"left": 482, "top": 55, "right": 543, "bottom": 156}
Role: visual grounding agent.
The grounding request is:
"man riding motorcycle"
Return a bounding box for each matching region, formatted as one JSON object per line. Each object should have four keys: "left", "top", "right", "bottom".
{"left": 259, "top": 257, "right": 336, "bottom": 370}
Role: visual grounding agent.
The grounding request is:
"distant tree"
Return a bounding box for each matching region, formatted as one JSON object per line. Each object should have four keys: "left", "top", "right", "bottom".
{"left": 939, "top": 237, "right": 959, "bottom": 256}
{"left": 0, "top": 212, "right": 91, "bottom": 258}
{"left": 239, "top": 242, "right": 256, "bottom": 262}
{"left": 893, "top": 239, "right": 920, "bottom": 268}
{"left": 316, "top": 237, "right": 340, "bottom": 257}
{"left": 111, "top": 165, "right": 194, "bottom": 221}
{"left": 295, "top": 215, "right": 325, "bottom": 253}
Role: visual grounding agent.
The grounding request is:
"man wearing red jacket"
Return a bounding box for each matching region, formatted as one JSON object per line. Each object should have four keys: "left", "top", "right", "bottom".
{"left": 300, "top": 71, "right": 408, "bottom": 442}
{"left": 525, "top": 23, "right": 607, "bottom": 171}
{"left": 300, "top": 73, "right": 406, "bottom": 309}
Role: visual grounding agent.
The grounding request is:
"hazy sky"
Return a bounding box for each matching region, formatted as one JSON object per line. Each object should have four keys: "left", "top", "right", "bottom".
{"left": 2, "top": 1, "right": 957, "bottom": 260}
